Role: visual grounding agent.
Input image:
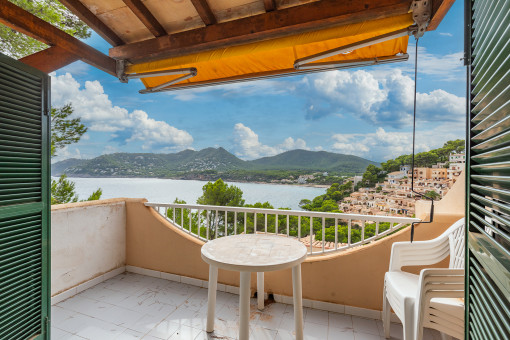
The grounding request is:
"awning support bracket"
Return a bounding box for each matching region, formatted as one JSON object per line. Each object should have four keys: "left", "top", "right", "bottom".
{"left": 137, "top": 68, "right": 198, "bottom": 93}
{"left": 294, "top": 26, "right": 417, "bottom": 70}
{"left": 115, "top": 61, "right": 198, "bottom": 92}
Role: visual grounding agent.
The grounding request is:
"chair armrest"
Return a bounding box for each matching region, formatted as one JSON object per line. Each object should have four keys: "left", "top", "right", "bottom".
{"left": 389, "top": 237, "right": 451, "bottom": 272}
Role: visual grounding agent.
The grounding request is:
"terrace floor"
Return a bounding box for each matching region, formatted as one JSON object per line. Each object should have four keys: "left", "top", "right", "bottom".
{"left": 51, "top": 273, "right": 442, "bottom": 340}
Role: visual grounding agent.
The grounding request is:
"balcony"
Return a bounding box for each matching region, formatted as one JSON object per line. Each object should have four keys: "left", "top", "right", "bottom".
{"left": 50, "top": 177, "right": 464, "bottom": 339}
{"left": 51, "top": 272, "right": 443, "bottom": 340}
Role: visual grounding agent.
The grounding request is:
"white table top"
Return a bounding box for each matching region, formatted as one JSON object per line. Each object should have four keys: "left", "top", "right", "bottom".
{"left": 201, "top": 234, "right": 307, "bottom": 272}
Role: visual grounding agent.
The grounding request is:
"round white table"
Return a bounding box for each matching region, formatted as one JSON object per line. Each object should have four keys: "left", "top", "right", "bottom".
{"left": 201, "top": 234, "right": 307, "bottom": 340}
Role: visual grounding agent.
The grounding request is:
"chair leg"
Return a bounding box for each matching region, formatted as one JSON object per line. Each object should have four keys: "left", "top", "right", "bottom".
{"left": 402, "top": 299, "right": 415, "bottom": 340}
{"left": 382, "top": 288, "right": 391, "bottom": 338}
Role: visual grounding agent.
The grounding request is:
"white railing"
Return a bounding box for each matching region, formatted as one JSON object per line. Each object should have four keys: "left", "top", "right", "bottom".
{"left": 144, "top": 203, "right": 420, "bottom": 255}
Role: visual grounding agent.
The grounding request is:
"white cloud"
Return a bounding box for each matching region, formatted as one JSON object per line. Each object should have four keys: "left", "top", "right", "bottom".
{"left": 303, "top": 69, "right": 465, "bottom": 126}
{"left": 50, "top": 73, "right": 193, "bottom": 151}
{"left": 405, "top": 46, "right": 464, "bottom": 81}
{"left": 169, "top": 78, "right": 293, "bottom": 101}
{"left": 51, "top": 146, "right": 82, "bottom": 163}
{"left": 233, "top": 123, "right": 310, "bottom": 159}
{"left": 331, "top": 125, "right": 463, "bottom": 161}
{"left": 439, "top": 32, "right": 453, "bottom": 37}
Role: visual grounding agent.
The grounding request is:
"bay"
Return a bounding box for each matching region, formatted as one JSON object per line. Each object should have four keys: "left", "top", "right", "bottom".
{"left": 63, "top": 177, "right": 326, "bottom": 210}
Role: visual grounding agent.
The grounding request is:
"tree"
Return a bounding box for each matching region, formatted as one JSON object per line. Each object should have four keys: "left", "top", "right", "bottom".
{"left": 49, "top": 105, "right": 101, "bottom": 204}
{"left": 197, "top": 179, "right": 245, "bottom": 207}
{"left": 358, "top": 164, "right": 384, "bottom": 188}
{"left": 51, "top": 175, "right": 78, "bottom": 204}
{"left": 424, "top": 190, "right": 441, "bottom": 201}
{"left": 51, "top": 104, "right": 87, "bottom": 157}
{"left": 0, "top": 0, "right": 90, "bottom": 59}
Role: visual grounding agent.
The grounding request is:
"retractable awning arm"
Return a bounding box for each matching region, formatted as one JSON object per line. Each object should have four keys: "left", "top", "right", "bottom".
{"left": 294, "top": 26, "right": 417, "bottom": 70}
{"left": 116, "top": 62, "right": 198, "bottom": 93}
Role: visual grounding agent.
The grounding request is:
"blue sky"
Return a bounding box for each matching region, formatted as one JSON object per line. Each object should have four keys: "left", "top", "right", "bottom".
{"left": 51, "top": 1, "right": 466, "bottom": 163}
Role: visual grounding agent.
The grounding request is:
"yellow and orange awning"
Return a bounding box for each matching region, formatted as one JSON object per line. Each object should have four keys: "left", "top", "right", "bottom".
{"left": 127, "top": 13, "right": 414, "bottom": 92}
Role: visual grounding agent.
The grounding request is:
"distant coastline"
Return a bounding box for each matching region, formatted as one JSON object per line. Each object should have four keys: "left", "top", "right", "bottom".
{"left": 60, "top": 174, "right": 331, "bottom": 189}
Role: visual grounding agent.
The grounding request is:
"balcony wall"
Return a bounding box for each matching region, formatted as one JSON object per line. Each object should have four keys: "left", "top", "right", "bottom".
{"left": 125, "top": 200, "right": 461, "bottom": 312}
{"left": 51, "top": 176, "right": 464, "bottom": 313}
{"left": 51, "top": 199, "right": 127, "bottom": 296}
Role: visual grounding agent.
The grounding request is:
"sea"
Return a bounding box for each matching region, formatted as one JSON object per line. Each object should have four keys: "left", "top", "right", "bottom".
{"left": 61, "top": 177, "right": 326, "bottom": 210}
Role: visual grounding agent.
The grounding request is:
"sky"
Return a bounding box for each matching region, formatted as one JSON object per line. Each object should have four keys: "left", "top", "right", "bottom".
{"left": 51, "top": 1, "right": 466, "bottom": 163}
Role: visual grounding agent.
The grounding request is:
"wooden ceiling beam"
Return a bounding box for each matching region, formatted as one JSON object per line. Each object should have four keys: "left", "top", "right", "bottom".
{"left": 59, "top": 0, "right": 125, "bottom": 46}
{"left": 110, "top": 0, "right": 411, "bottom": 62}
{"left": 19, "top": 46, "right": 79, "bottom": 73}
{"left": 263, "top": 0, "right": 277, "bottom": 12}
{"left": 427, "top": 0, "right": 455, "bottom": 31}
{"left": 190, "top": 0, "right": 217, "bottom": 26}
{"left": 122, "top": 0, "right": 167, "bottom": 37}
{"left": 0, "top": 0, "right": 116, "bottom": 76}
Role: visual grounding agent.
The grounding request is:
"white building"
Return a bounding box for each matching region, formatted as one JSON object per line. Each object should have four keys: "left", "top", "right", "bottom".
{"left": 387, "top": 171, "right": 405, "bottom": 184}
{"left": 449, "top": 153, "right": 466, "bottom": 163}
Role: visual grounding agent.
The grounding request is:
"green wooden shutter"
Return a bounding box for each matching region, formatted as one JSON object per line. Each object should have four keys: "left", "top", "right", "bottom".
{"left": 466, "top": 0, "right": 510, "bottom": 339}
{"left": 0, "top": 53, "right": 50, "bottom": 339}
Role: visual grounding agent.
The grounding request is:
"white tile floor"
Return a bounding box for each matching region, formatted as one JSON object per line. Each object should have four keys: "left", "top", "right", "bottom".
{"left": 51, "top": 273, "right": 442, "bottom": 340}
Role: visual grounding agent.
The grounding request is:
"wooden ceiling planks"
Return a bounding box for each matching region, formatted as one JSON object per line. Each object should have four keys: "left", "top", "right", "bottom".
{"left": 263, "top": 0, "right": 276, "bottom": 12}
{"left": 122, "top": 0, "right": 167, "bottom": 37}
{"left": 189, "top": 0, "right": 217, "bottom": 25}
{"left": 109, "top": 0, "right": 412, "bottom": 62}
{"left": 59, "top": 0, "right": 125, "bottom": 46}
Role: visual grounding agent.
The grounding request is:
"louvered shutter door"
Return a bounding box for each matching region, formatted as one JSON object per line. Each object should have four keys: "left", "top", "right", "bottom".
{"left": 0, "top": 53, "right": 50, "bottom": 339}
{"left": 466, "top": 0, "right": 510, "bottom": 339}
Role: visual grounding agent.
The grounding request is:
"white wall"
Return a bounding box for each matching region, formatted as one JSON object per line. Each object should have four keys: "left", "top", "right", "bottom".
{"left": 51, "top": 200, "right": 126, "bottom": 295}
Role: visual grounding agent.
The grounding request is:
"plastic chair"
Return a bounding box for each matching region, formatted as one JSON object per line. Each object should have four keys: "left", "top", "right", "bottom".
{"left": 382, "top": 218, "right": 465, "bottom": 340}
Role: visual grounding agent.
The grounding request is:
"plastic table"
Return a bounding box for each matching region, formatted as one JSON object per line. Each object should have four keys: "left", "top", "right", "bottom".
{"left": 201, "top": 234, "right": 307, "bottom": 340}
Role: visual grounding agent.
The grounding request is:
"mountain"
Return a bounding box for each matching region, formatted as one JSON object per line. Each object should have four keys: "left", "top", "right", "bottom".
{"left": 51, "top": 158, "right": 88, "bottom": 176}
{"left": 51, "top": 148, "right": 378, "bottom": 177}
{"left": 248, "top": 150, "right": 376, "bottom": 172}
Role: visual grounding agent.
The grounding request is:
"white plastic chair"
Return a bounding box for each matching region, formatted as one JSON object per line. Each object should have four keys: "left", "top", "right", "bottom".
{"left": 382, "top": 218, "right": 465, "bottom": 340}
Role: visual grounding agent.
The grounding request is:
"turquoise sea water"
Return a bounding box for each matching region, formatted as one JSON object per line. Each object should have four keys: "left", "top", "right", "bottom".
{"left": 63, "top": 177, "right": 326, "bottom": 210}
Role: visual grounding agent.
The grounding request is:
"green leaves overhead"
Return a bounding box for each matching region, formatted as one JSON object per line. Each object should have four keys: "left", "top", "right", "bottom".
{"left": 0, "top": 0, "right": 91, "bottom": 59}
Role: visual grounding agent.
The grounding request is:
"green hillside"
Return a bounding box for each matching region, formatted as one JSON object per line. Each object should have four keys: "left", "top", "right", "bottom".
{"left": 52, "top": 147, "right": 378, "bottom": 179}
{"left": 249, "top": 149, "right": 378, "bottom": 172}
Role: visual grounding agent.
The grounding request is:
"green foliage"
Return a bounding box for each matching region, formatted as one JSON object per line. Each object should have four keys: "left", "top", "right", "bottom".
{"left": 197, "top": 179, "right": 245, "bottom": 207}
{"left": 49, "top": 105, "right": 100, "bottom": 204}
{"left": 86, "top": 188, "right": 103, "bottom": 201}
{"left": 356, "top": 164, "right": 385, "bottom": 189}
{"left": 50, "top": 174, "right": 103, "bottom": 204}
{"left": 51, "top": 174, "right": 78, "bottom": 204}
{"left": 381, "top": 139, "right": 465, "bottom": 172}
{"left": 300, "top": 182, "right": 352, "bottom": 212}
{"left": 51, "top": 104, "right": 87, "bottom": 157}
{"left": 424, "top": 190, "right": 441, "bottom": 201}
{"left": 0, "top": 0, "right": 91, "bottom": 59}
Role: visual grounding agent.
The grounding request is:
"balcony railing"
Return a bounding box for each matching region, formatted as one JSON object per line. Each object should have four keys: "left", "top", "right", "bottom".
{"left": 145, "top": 203, "right": 420, "bottom": 255}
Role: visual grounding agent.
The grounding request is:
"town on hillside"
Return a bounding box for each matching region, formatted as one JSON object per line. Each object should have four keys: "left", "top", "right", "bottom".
{"left": 339, "top": 153, "right": 466, "bottom": 217}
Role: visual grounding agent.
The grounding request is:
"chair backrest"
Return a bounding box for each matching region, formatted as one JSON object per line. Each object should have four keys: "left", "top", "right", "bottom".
{"left": 447, "top": 218, "right": 465, "bottom": 269}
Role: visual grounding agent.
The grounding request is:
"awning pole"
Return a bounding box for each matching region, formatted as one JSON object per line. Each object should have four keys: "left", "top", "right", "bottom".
{"left": 297, "top": 54, "right": 409, "bottom": 71}
{"left": 294, "top": 26, "right": 416, "bottom": 70}
{"left": 126, "top": 67, "right": 197, "bottom": 80}
{"left": 139, "top": 68, "right": 198, "bottom": 93}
